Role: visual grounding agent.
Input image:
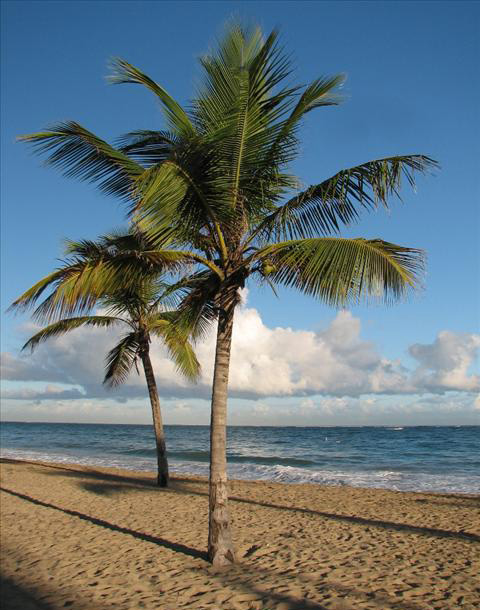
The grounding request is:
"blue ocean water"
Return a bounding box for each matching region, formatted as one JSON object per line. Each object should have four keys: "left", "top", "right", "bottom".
{"left": 1, "top": 422, "right": 479, "bottom": 494}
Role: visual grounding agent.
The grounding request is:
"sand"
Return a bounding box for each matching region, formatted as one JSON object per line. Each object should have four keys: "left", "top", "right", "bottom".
{"left": 1, "top": 458, "right": 479, "bottom": 610}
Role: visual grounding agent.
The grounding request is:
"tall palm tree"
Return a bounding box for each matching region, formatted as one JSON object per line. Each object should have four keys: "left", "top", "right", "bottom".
{"left": 13, "top": 231, "right": 200, "bottom": 487}
{"left": 18, "top": 24, "right": 437, "bottom": 564}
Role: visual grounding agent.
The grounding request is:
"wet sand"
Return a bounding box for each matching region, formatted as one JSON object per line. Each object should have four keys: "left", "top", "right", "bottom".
{"left": 1, "top": 458, "right": 479, "bottom": 609}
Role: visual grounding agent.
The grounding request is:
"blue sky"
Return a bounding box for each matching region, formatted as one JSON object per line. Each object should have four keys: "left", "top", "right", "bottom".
{"left": 1, "top": 1, "right": 479, "bottom": 425}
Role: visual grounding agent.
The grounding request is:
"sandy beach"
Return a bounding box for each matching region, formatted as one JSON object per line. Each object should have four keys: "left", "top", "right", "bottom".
{"left": 1, "top": 458, "right": 479, "bottom": 610}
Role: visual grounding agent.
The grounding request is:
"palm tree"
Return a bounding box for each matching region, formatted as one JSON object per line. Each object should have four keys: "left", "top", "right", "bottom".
{"left": 13, "top": 231, "right": 200, "bottom": 487}
{"left": 18, "top": 24, "right": 437, "bottom": 564}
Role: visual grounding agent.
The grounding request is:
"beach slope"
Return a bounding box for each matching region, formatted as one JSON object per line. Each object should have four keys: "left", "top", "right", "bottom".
{"left": 1, "top": 459, "right": 479, "bottom": 609}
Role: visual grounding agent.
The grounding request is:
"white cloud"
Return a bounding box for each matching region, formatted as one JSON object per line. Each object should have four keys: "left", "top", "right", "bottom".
{"left": 169, "top": 401, "right": 192, "bottom": 415}
{"left": 0, "top": 351, "right": 67, "bottom": 383}
{"left": 226, "top": 393, "right": 479, "bottom": 426}
{"left": 0, "top": 397, "right": 156, "bottom": 424}
{"left": 409, "top": 331, "right": 480, "bottom": 392}
{"left": 1, "top": 385, "right": 84, "bottom": 400}
{"left": 1, "top": 307, "right": 479, "bottom": 410}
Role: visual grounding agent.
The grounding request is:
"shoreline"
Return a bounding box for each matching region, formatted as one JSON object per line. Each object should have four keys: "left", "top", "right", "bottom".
{"left": 1, "top": 449, "right": 479, "bottom": 495}
{"left": 1, "top": 458, "right": 479, "bottom": 609}
{"left": 2, "top": 455, "right": 480, "bottom": 497}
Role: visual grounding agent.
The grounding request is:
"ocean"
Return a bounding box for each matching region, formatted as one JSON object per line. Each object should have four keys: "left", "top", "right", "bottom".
{"left": 1, "top": 422, "right": 479, "bottom": 494}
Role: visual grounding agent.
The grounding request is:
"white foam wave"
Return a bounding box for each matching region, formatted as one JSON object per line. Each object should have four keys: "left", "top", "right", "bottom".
{"left": 2, "top": 448, "right": 479, "bottom": 494}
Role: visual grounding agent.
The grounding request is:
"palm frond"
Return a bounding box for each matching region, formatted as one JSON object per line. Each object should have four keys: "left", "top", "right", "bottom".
{"left": 104, "top": 332, "right": 140, "bottom": 387}
{"left": 173, "top": 271, "right": 221, "bottom": 340}
{"left": 63, "top": 237, "right": 109, "bottom": 258}
{"left": 132, "top": 160, "right": 229, "bottom": 256}
{"left": 22, "top": 316, "right": 123, "bottom": 352}
{"left": 265, "top": 74, "right": 345, "bottom": 166}
{"left": 254, "top": 237, "right": 425, "bottom": 307}
{"left": 149, "top": 318, "right": 200, "bottom": 382}
{"left": 253, "top": 155, "right": 439, "bottom": 241}
{"left": 148, "top": 271, "right": 209, "bottom": 313}
{"left": 132, "top": 162, "right": 190, "bottom": 240}
{"left": 194, "top": 25, "right": 300, "bottom": 221}
{"left": 38, "top": 253, "right": 193, "bottom": 321}
{"left": 37, "top": 266, "right": 119, "bottom": 320}
{"left": 115, "top": 130, "right": 178, "bottom": 166}
{"left": 108, "top": 59, "right": 195, "bottom": 137}
{"left": 18, "top": 121, "right": 143, "bottom": 199}
{"left": 9, "top": 269, "right": 72, "bottom": 314}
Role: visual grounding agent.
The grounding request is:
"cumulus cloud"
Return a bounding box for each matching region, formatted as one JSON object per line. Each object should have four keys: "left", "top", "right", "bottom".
{"left": 197, "top": 308, "right": 413, "bottom": 398}
{"left": 225, "top": 392, "right": 479, "bottom": 426}
{"left": 0, "top": 352, "right": 67, "bottom": 383}
{"left": 1, "top": 385, "right": 84, "bottom": 401}
{"left": 409, "top": 331, "right": 480, "bottom": 392}
{"left": 1, "top": 306, "right": 479, "bottom": 405}
{"left": 0, "top": 397, "right": 155, "bottom": 424}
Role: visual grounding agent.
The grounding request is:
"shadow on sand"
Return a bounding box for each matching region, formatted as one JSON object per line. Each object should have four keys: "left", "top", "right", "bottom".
{"left": 0, "top": 485, "right": 206, "bottom": 560}
{"left": 0, "top": 574, "right": 116, "bottom": 610}
{"left": 210, "top": 561, "right": 430, "bottom": 610}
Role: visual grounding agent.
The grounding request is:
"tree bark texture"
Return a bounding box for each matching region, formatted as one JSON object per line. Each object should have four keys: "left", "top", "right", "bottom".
{"left": 141, "top": 345, "right": 169, "bottom": 487}
{"left": 208, "top": 302, "right": 237, "bottom": 566}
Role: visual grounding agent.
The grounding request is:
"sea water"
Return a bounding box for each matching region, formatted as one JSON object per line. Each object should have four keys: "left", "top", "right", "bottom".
{"left": 1, "top": 422, "right": 479, "bottom": 494}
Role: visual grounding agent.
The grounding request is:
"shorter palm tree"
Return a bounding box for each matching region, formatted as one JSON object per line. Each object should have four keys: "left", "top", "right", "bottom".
{"left": 15, "top": 232, "right": 200, "bottom": 487}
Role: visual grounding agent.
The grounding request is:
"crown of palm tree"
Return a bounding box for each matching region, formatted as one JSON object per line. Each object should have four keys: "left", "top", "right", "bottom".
{"left": 15, "top": 231, "right": 200, "bottom": 385}
{"left": 18, "top": 25, "right": 436, "bottom": 317}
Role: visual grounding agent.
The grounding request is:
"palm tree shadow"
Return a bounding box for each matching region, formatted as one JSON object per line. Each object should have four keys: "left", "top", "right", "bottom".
{"left": 1, "top": 459, "right": 160, "bottom": 487}
{"left": 169, "top": 479, "right": 480, "bottom": 544}
{"left": 413, "top": 496, "right": 480, "bottom": 509}
{"left": 80, "top": 481, "right": 149, "bottom": 496}
{"left": 0, "top": 575, "right": 55, "bottom": 610}
{"left": 208, "top": 559, "right": 427, "bottom": 610}
{"left": 0, "top": 486, "right": 207, "bottom": 561}
{"left": 0, "top": 574, "right": 115, "bottom": 610}
{"left": 1, "top": 459, "right": 198, "bottom": 492}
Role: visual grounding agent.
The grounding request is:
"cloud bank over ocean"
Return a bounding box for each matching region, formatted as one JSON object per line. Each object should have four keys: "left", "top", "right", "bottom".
{"left": 1, "top": 305, "right": 479, "bottom": 424}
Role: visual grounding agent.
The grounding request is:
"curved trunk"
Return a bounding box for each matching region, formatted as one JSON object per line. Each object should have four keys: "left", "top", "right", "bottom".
{"left": 208, "top": 302, "right": 236, "bottom": 565}
{"left": 140, "top": 343, "right": 169, "bottom": 487}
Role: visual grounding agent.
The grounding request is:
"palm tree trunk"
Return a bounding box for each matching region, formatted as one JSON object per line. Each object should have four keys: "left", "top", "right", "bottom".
{"left": 208, "top": 302, "right": 237, "bottom": 566}
{"left": 140, "top": 344, "right": 169, "bottom": 487}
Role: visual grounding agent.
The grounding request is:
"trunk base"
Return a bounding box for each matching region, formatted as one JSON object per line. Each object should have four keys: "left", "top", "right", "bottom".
{"left": 208, "top": 478, "right": 236, "bottom": 566}
{"left": 156, "top": 472, "right": 169, "bottom": 487}
{"left": 209, "top": 546, "right": 236, "bottom": 567}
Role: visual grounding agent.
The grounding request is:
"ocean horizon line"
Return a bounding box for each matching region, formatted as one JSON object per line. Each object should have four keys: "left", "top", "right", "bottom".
{"left": 2, "top": 420, "right": 478, "bottom": 429}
